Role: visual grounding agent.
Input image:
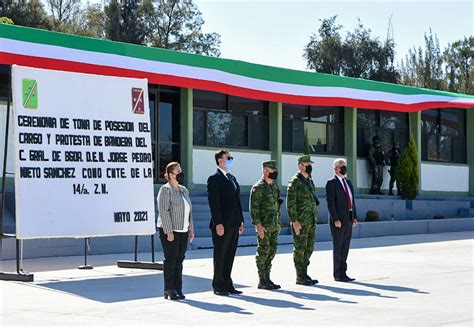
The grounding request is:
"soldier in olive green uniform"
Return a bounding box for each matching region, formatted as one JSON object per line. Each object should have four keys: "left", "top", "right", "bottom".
{"left": 368, "top": 135, "right": 385, "bottom": 195}
{"left": 286, "top": 155, "right": 320, "bottom": 286}
{"left": 250, "top": 160, "right": 282, "bottom": 290}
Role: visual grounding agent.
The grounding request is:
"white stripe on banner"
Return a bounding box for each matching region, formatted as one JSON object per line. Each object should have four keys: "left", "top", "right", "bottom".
{"left": 1, "top": 38, "right": 472, "bottom": 106}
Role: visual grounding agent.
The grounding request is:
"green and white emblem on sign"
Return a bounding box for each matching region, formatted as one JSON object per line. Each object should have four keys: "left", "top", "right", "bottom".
{"left": 22, "top": 79, "right": 38, "bottom": 109}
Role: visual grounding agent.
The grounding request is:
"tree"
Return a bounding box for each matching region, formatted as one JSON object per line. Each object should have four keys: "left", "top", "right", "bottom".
{"left": 0, "top": 17, "right": 14, "bottom": 24}
{"left": 0, "top": 0, "right": 51, "bottom": 29}
{"left": 396, "top": 135, "right": 419, "bottom": 200}
{"left": 399, "top": 29, "right": 445, "bottom": 90}
{"left": 46, "top": 0, "right": 80, "bottom": 30}
{"left": 304, "top": 16, "right": 344, "bottom": 75}
{"left": 104, "top": 0, "right": 148, "bottom": 45}
{"left": 444, "top": 36, "right": 473, "bottom": 94}
{"left": 304, "top": 16, "right": 399, "bottom": 83}
{"left": 145, "top": 0, "right": 221, "bottom": 56}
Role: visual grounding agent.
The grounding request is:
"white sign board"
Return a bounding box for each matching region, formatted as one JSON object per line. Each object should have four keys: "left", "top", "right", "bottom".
{"left": 12, "top": 66, "right": 155, "bottom": 239}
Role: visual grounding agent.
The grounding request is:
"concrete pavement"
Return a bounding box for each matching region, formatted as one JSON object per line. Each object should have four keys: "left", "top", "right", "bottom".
{"left": 1, "top": 231, "right": 473, "bottom": 326}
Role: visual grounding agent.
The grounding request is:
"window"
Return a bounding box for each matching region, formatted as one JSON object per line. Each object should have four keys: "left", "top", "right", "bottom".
{"left": 282, "top": 105, "right": 344, "bottom": 155}
{"left": 0, "top": 65, "right": 9, "bottom": 99}
{"left": 357, "top": 109, "right": 409, "bottom": 157}
{"left": 193, "top": 90, "right": 269, "bottom": 150}
{"left": 149, "top": 85, "right": 181, "bottom": 183}
{"left": 421, "top": 108, "right": 466, "bottom": 163}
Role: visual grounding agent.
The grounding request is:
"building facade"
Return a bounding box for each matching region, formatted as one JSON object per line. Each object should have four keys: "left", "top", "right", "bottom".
{"left": 1, "top": 24, "right": 473, "bottom": 196}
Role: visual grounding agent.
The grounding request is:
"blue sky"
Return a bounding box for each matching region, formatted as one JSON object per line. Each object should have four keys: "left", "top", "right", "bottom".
{"left": 193, "top": 0, "right": 473, "bottom": 71}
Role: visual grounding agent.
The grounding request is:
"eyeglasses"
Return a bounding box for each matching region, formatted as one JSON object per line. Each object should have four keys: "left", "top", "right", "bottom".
{"left": 226, "top": 156, "right": 234, "bottom": 161}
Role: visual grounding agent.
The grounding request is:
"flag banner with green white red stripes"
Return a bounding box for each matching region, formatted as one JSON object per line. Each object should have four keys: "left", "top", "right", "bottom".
{"left": 1, "top": 24, "right": 473, "bottom": 112}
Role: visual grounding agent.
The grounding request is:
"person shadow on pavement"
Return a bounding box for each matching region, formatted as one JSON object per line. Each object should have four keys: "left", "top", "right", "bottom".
{"left": 351, "top": 281, "right": 430, "bottom": 294}
{"left": 315, "top": 284, "right": 397, "bottom": 299}
{"left": 230, "top": 293, "right": 315, "bottom": 311}
{"left": 277, "top": 289, "right": 358, "bottom": 304}
{"left": 179, "top": 299, "right": 253, "bottom": 315}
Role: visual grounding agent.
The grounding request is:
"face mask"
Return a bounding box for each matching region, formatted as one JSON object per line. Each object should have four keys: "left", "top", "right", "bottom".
{"left": 268, "top": 171, "right": 278, "bottom": 180}
{"left": 305, "top": 165, "right": 312, "bottom": 174}
{"left": 175, "top": 172, "right": 185, "bottom": 184}
{"left": 224, "top": 159, "right": 233, "bottom": 170}
{"left": 340, "top": 166, "right": 347, "bottom": 175}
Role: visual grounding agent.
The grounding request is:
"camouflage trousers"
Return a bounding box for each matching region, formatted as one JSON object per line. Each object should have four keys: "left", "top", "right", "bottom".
{"left": 370, "top": 165, "right": 384, "bottom": 192}
{"left": 292, "top": 220, "right": 316, "bottom": 273}
{"left": 256, "top": 225, "right": 280, "bottom": 274}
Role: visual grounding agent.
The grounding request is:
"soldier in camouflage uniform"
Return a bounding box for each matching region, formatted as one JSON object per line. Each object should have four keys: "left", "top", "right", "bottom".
{"left": 368, "top": 135, "right": 385, "bottom": 195}
{"left": 286, "top": 155, "right": 320, "bottom": 286}
{"left": 250, "top": 160, "right": 282, "bottom": 290}
{"left": 385, "top": 142, "right": 401, "bottom": 196}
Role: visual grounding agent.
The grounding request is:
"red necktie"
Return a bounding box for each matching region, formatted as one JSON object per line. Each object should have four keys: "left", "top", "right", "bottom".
{"left": 342, "top": 178, "right": 353, "bottom": 210}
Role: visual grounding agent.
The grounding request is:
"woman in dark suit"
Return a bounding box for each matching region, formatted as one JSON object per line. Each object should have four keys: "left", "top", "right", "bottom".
{"left": 157, "top": 162, "right": 194, "bottom": 300}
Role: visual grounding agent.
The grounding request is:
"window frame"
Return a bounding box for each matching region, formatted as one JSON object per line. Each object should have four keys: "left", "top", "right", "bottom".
{"left": 193, "top": 90, "right": 269, "bottom": 150}
{"left": 357, "top": 109, "right": 409, "bottom": 158}
{"left": 282, "top": 105, "right": 345, "bottom": 155}
{"left": 421, "top": 108, "right": 467, "bottom": 164}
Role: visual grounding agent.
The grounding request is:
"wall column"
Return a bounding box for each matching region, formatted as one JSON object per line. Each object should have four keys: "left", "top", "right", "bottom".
{"left": 344, "top": 107, "right": 358, "bottom": 190}
{"left": 180, "top": 88, "right": 194, "bottom": 189}
{"left": 269, "top": 102, "right": 283, "bottom": 186}
{"left": 467, "top": 109, "right": 474, "bottom": 196}
{"left": 409, "top": 111, "right": 422, "bottom": 194}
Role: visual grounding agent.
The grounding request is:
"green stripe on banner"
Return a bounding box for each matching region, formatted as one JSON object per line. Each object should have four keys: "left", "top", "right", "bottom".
{"left": 1, "top": 24, "right": 473, "bottom": 101}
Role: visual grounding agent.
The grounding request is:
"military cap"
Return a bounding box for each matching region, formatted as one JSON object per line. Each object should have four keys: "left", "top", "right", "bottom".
{"left": 297, "top": 155, "right": 314, "bottom": 164}
{"left": 262, "top": 160, "right": 278, "bottom": 169}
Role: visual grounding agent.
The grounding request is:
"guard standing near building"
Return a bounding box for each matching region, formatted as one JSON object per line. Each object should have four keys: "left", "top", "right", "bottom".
{"left": 368, "top": 135, "right": 385, "bottom": 195}
{"left": 250, "top": 160, "right": 282, "bottom": 290}
{"left": 286, "top": 155, "right": 320, "bottom": 286}
{"left": 386, "top": 142, "right": 401, "bottom": 196}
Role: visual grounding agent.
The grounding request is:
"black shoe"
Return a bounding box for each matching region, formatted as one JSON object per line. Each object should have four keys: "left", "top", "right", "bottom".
{"left": 334, "top": 277, "right": 349, "bottom": 282}
{"left": 258, "top": 280, "right": 274, "bottom": 290}
{"left": 305, "top": 274, "right": 319, "bottom": 285}
{"left": 164, "top": 290, "right": 178, "bottom": 300}
{"left": 176, "top": 290, "right": 186, "bottom": 300}
{"left": 270, "top": 282, "right": 281, "bottom": 290}
{"left": 228, "top": 288, "right": 243, "bottom": 295}
{"left": 344, "top": 275, "right": 355, "bottom": 282}
{"left": 213, "top": 290, "right": 229, "bottom": 296}
{"left": 296, "top": 277, "right": 314, "bottom": 286}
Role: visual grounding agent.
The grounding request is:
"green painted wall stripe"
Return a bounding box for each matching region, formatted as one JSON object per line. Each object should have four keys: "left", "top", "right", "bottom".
{"left": 1, "top": 24, "right": 473, "bottom": 100}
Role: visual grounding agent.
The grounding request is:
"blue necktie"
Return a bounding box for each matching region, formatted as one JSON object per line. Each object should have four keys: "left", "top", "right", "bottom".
{"left": 227, "top": 173, "right": 237, "bottom": 190}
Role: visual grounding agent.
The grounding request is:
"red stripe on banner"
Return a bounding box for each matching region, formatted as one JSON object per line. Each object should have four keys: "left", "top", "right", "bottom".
{"left": 1, "top": 52, "right": 472, "bottom": 112}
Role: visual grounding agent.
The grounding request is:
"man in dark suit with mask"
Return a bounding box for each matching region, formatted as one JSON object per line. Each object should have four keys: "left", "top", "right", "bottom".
{"left": 325, "top": 158, "right": 358, "bottom": 282}
{"left": 207, "top": 149, "right": 245, "bottom": 296}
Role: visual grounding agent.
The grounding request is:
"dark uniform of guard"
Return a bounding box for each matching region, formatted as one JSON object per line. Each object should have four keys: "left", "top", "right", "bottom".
{"left": 386, "top": 142, "right": 401, "bottom": 196}
{"left": 368, "top": 135, "right": 385, "bottom": 195}
{"left": 250, "top": 160, "right": 282, "bottom": 290}
{"left": 286, "top": 155, "right": 320, "bottom": 286}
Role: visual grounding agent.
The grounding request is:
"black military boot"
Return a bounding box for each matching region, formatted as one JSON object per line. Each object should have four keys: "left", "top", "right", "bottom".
{"left": 266, "top": 271, "right": 281, "bottom": 290}
{"left": 258, "top": 271, "right": 273, "bottom": 290}
{"left": 303, "top": 266, "right": 318, "bottom": 285}
{"left": 296, "top": 268, "right": 313, "bottom": 286}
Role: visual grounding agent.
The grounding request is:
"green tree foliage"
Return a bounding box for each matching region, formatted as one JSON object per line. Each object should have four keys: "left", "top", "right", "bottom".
{"left": 143, "top": 0, "right": 221, "bottom": 56}
{"left": 396, "top": 135, "right": 419, "bottom": 200}
{"left": 104, "top": 0, "right": 148, "bottom": 45}
{"left": 0, "top": 0, "right": 51, "bottom": 29}
{"left": 1, "top": 0, "right": 220, "bottom": 56}
{"left": 0, "top": 17, "right": 14, "bottom": 24}
{"left": 444, "top": 36, "right": 473, "bottom": 94}
{"left": 46, "top": 0, "right": 80, "bottom": 30}
{"left": 399, "top": 29, "right": 445, "bottom": 91}
{"left": 304, "top": 16, "right": 399, "bottom": 83}
{"left": 304, "top": 16, "right": 344, "bottom": 75}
